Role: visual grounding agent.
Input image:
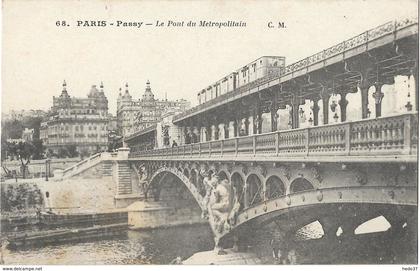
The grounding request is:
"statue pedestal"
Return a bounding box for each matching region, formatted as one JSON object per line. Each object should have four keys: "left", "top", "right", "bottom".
{"left": 117, "top": 147, "right": 130, "bottom": 160}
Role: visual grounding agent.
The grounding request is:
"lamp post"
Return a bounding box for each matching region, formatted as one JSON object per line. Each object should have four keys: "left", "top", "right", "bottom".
{"left": 45, "top": 158, "right": 50, "bottom": 181}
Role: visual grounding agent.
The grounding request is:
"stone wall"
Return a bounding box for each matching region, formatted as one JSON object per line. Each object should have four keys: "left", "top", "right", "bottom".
{"left": 127, "top": 200, "right": 206, "bottom": 229}
{"left": 38, "top": 176, "right": 117, "bottom": 213}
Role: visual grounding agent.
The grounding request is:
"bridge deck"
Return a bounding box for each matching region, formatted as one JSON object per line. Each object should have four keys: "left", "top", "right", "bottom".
{"left": 129, "top": 112, "right": 418, "bottom": 163}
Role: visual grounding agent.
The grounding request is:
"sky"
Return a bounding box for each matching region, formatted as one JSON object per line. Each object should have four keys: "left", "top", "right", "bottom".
{"left": 2, "top": 0, "right": 418, "bottom": 115}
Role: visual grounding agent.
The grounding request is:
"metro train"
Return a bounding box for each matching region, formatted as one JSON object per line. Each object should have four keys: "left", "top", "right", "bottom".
{"left": 197, "top": 56, "right": 286, "bottom": 105}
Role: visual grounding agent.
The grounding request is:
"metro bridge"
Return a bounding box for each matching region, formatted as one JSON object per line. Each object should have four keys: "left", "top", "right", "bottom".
{"left": 61, "top": 18, "right": 418, "bottom": 255}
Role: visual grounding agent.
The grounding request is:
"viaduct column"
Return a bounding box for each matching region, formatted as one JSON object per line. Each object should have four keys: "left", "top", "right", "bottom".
{"left": 234, "top": 118, "right": 239, "bottom": 137}
{"left": 211, "top": 125, "right": 217, "bottom": 141}
{"left": 247, "top": 113, "right": 253, "bottom": 135}
{"left": 338, "top": 91, "right": 349, "bottom": 122}
{"left": 179, "top": 126, "right": 185, "bottom": 145}
{"left": 412, "top": 66, "right": 418, "bottom": 111}
{"left": 358, "top": 60, "right": 376, "bottom": 119}
{"left": 251, "top": 99, "right": 262, "bottom": 134}
{"left": 218, "top": 123, "right": 226, "bottom": 140}
{"left": 320, "top": 87, "right": 330, "bottom": 125}
{"left": 311, "top": 97, "right": 320, "bottom": 126}
{"left": 200, "top": 127, "right": 207, "bottom": 142}
{"left": 291, "top": 95, "right": 300, "bottom": 129}
{"left": 193, "top": 127, "right": 200, "bottom": 143}
{"left": 360, "top": 84, "right": 370, "bottom": 119}
{"left": 270, "top": 89, "right": 279, "bottom": 132}
{"left": 372, "top": 82, "right": 384, "bottom": 118}
{"left": 225, "top": 120, "right": 231, "bottom": 139}
{"left": 343, "top": 58, "right": 376, "bottom": 119}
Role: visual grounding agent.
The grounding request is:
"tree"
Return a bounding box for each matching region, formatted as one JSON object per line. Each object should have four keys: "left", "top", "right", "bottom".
{"left": 31, "top": 139, "right": 45, "bottom": 160}
{"left": 79, "top": 148, "right": 90, "bottom": 160}
{"left": 57, "top": 147, "right": 69, "bottom": 158}
{"left": 2, "top": 119, "right": 24, "bottom": 139}
{"left": 1, "top": 136, "right": 8, "bottom": 161}
{"left": 46, "top": 149, "right": 55, "bottom": 158}
{"left": 5, "top": 141, "right": 35, "bottom": 178}
{"left": 108, "top": 134, "right": 122, "bottom": 151}
{"left": 66, "top": 145, "right": 79, "bottom": 158}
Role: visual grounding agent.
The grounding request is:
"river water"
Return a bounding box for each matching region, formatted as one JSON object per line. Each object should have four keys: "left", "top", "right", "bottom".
{"left": 3, "top": 224, "right": 214, "bottom": 265}
{"left": 3, "top": 220, "right": 416, "bottom": 265}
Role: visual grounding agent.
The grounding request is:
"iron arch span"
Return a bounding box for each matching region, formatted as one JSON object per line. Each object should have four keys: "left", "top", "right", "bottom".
{"left": 147, "top": 167, "right": 205, "bottom": 210}
{"left": 216, "top": 185, "right": 416, "bottom": 244}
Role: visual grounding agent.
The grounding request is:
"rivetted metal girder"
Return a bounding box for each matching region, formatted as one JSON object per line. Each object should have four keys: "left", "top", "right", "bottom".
{"left": 218, "top": 185, "right": 416, "bottom": 241}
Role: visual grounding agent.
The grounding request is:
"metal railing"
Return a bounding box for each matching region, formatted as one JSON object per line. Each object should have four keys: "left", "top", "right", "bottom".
{"left": 129, "top": 113, "right": 418, "bottom": 159}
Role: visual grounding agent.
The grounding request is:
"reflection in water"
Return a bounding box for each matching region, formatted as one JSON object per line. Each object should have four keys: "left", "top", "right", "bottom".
{"left": 4, "top": 224, "right": 214, "bottom": 265}
{"left": 3, "top": 218, "right": 416, "bottom": 265}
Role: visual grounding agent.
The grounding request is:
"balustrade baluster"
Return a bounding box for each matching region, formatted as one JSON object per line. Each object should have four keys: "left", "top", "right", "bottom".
{"left": 209, "top": 142, "right": 212, "bottom": 156}
{"left": 235, "top": 138, "right": 238, "bottom": 157}
{"left": 369, "top": 126, "right": 374, "bottom": 149}
{"left": 360, "top": 127, "right": 365, "bottom": 150}
{"left": 357, "top": 127, "right": 366, "bottom": 150}
{"left": 375, "top": 125, "right": 381, "bottom": 149}
{"left": 253, "top": 135, "right": 257, "bottom": 156}
{"left": 305, "top": 128, "right": 310, "bottom": 155}
{"left": 221, "top": 140, "right": 224, "bottom": 156}
{"left": 380, "top": 126, "right": 386, "bottom": 150}
{"left": 275, "top": 132, "right": 279, "bottom": 156}
{"left": 403, "top": 115, "right": 412, "bottom": 154}
{"left": 345, "top": 123, "right": 351, "bottom": 154}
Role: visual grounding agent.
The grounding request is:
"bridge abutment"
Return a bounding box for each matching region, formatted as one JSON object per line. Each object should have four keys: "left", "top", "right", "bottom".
{"left": 127, "top": 200, "right": 206, "bottom": 230}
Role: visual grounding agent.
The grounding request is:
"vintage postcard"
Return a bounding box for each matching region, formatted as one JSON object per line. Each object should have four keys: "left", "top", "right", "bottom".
{"left": 1, "top": 0, "right": 418, "bottom": 269}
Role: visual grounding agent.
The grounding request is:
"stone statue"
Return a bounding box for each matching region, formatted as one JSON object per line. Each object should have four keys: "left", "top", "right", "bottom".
{"left": 137, "top": 164, "right": 148, "bottom": 196}
{"left": 162, "top": 125, "right": 170, "bottom": 146}
{"left": 209, "top": 175, "right": 231, "bottom": 233}
{"left": 227, "top": 186, "right": 241, "bottom": 226}
{"left": 201, "top": 170, "right": 217, "bottom": 219}
{"left": 240, "top": 119, "right": 247, "bottom": 136}
{"left": 254, "top": 115, "right": 261, "bottom": 133}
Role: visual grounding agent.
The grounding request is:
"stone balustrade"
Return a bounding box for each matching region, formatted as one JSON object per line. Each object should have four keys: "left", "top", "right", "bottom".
{"left": 129, "top": 113, "right": 417, "bottom": 161}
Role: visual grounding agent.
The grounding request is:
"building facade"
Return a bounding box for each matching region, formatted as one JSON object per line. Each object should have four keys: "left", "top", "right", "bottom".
{"left": 40, "top": 81, "right": 110, "bottom": 155}
{"left": 117, "top": 80, "right": 190, "bottom": 138}
{"left": 125, "top": 111, "right": 182, "bottom": 151}
{"left": 22, "top": 128, "right": 35, "bottom": 142}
